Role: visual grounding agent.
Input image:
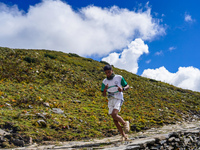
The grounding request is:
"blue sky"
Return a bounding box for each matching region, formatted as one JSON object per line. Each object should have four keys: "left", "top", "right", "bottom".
{"left": 0, "top": 0, "right": 200, "bottom": 92}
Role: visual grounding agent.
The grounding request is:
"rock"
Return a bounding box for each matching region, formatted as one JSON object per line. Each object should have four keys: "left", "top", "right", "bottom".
{"left": 0, "top": 136, "right": 6, "bottom": 142}
{"left": 0, "top": 129, "right": 10, "bottom": 136}
{"left": 5, "top": 103, "right": 11, "bottom": 107}
{"left": 36, "top": 113, "right": 46, "bottom": 120}
{"left": 167, "top": 145, "right": 174, "bottom": 150}
{"left": 43, "top": 102, "right": 50, "bottom": 107}
{"left": 24, "top": 136, "right": 33, "bottom": 145}
{"left": 183, "top": 137, "right": 190, "bottom": 145}
{"left": 197, "top": 141, "right": 200, "bottom": 146}
{"left": 37, "top": 120, "right": 47, "bottom": 127}
{"left": 153, "top": 134, "right": 168, "bottom": 144}
{"left": 175, "top": 138, "right": 180, "bottom": 142}
{"left": 169, "top": 132, "right": 179, "bottom": 138}
{"left": 159, "top": 140, "right": 167, "bottom": 145}
{"left": 5, "top": 103, "right": 12, "bottom": 110}
{"left": 129, "top": 137, "right": 156, "bottom": 147}
{"left": 185, "top": 129, "right": 199, "bottom": 134}
{"left": 52, "top": 108, "right": 64, "bottom": 114}
{"left": 126, "top": 145, "right": 140, "bottom": 150}
{"left": 189, "top": 136, "right": 194, "bottom": 143}
{"left": 11, "top": 138, "right": 25, "bottom": 147}
{"left": 150, "top": 145, "right": 161, "bottom": 150}
{"left": 28, "top": 105, "right": 33, "bottom": 109}
{"left": 168, "top": 137, "right": 175, "bottom": 142}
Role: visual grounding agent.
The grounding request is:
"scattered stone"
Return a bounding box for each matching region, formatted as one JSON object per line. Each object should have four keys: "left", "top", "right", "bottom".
{"left": 28, "top": 105, "right": 33, "bottom": 109}
{"left": 153, "top": 134, "right": 169, "bottom": 142}
{"left": 189, "top": 136, "right": 194, "bottom": 142}
{"left": 5, "top": 103, "right": 12, "bottom": 110}
{"left": 169, "top": 132, "right": 179, "bottom": 138}
{"left": 159, "top": 140, "right": 167, "bottom": 145}
{"left": 11, "top": 138, "right": 25, "bottom": 147}
{"left": 0, "top": 129, "right": 10, "bottom": 136}
{"left": 52, "top": 108, "right": 64, "bottom": 114}
{"left": 168, "top": 137, "right": 175, "bottom": 142}
{"left": 0, "top": 136, "right": 6, "bottom": 142}
{"left": 36, "top": 113, "right": 46, "bottom": 120}
{"left": 37, "top": 120, "right": 47, "bottom": 127}
{"left": 125, "top": 145, "right": 140, "bottom": 150}
{"left": 5, "top": 103, "right": 11, "bottom": 107}
{"left": 43, "top": 102, "right": 50, "bottom": 107}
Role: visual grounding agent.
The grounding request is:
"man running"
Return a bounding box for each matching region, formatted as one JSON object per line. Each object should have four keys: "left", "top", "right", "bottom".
{"left": 101, "top": 65, "right": 130, "bottom": 141}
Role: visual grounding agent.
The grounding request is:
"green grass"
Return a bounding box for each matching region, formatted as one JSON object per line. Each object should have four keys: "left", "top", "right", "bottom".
{"left": 0, "top": 47, "right": 200, "bottom": 145}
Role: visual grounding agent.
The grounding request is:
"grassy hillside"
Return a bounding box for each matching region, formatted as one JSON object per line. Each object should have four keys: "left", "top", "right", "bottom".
{"left": 0, "top": 47, "right": 200, "bottom": 147}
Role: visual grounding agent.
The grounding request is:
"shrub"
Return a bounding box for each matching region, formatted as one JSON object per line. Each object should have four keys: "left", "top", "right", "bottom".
{"left": 24, "top": 57, "right": 37, "bottom": 63}
{"left": 68, "top": 53, "right": 80, "bottom": 57}
{"left": 100, "top": 61, "right": 110, "bottom": 65}
{"left": 44, "top": 53, "right": 57, "bottom": 59}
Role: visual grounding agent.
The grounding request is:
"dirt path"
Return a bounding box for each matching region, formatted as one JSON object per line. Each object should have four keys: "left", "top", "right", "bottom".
{"left": 6, "top": 121, "right": 200, "bottom": 150}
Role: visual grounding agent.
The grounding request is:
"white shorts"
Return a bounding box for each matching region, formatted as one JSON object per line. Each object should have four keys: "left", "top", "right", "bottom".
{"left": 108, "top": 98, "right": 124, "bottom": 115}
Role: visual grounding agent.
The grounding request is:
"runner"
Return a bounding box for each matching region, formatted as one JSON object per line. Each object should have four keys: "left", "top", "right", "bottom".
{"left": 101, "top": 65, "right": 130, "bottom": 141}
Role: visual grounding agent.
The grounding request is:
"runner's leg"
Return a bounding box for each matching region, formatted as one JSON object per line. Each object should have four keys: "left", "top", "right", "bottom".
{"left": 111, "top": 109, "right": 126, "bottom": 138}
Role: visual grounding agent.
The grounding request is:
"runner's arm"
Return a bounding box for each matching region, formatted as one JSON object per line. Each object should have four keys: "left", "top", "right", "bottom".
{"left": 101, "top": 83, "right": 108, "bottom": 97}
{"left": 123, "top": 84, "right": 129, "bottom": 91}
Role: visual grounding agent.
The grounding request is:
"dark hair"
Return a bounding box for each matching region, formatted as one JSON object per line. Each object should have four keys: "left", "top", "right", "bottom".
{"left": 103, "top": 65, "right": 112, "bottom": 71}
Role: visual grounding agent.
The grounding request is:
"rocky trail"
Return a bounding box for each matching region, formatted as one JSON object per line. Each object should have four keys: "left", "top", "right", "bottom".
{"left": 2, "top": 121, "right": 200, "bottom": 150}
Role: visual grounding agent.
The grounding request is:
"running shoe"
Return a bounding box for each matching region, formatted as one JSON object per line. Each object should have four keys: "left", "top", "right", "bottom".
{"left": 124, "top": 121, "right": 130, "bottom": 133}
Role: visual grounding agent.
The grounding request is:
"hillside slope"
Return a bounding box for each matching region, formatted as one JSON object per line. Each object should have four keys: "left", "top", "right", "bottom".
{"left": 0, "top": 47, "right": 200, "bottom": 147}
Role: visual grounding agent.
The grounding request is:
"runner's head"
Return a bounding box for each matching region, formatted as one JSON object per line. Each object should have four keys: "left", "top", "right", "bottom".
{"left": 103, "top": 65, "right": 113, "bottom": 78}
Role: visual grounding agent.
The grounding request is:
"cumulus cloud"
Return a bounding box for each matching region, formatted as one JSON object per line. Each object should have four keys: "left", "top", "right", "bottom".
{"left": 0, "top": 0, "right": 165, "bottom": 57}
{"left": 184, "top": 13, "right": 194, "bottom": 23}
{"left": 102, "top": 38, "right": 149, "bottom": 74}
{"left": 142, "top": 66, "right": 200, "bottom": 92}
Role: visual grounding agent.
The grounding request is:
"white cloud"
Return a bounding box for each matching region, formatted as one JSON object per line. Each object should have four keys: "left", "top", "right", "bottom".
{"left": 146, "top": 59, "right": 151, "bottom": 64}
{"left": 155, "top": 50, "right": 163, "bottom": 56}
{"left": 169, "top": 46, "right": 176, "bottom": 51}
{"left": 184, "top": 13, "right": 194, "bottom": 22}
{"left": 0, "top": 0, "right": 165, "bottom": 57}
{"left": 142, "top": 66, "right": 200, "bottom": 92}
{"left": 102, "top": 38, "right": 149, "bottom": 74}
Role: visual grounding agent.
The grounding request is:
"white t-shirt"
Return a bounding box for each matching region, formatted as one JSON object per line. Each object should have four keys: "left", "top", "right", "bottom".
{"left": 101, "top": 74, "right": 128, "bottom": 100}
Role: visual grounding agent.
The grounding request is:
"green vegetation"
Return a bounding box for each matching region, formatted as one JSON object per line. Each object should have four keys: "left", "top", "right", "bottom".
{"left": 0, "top": 47, "right": 200, "bottom": 145}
